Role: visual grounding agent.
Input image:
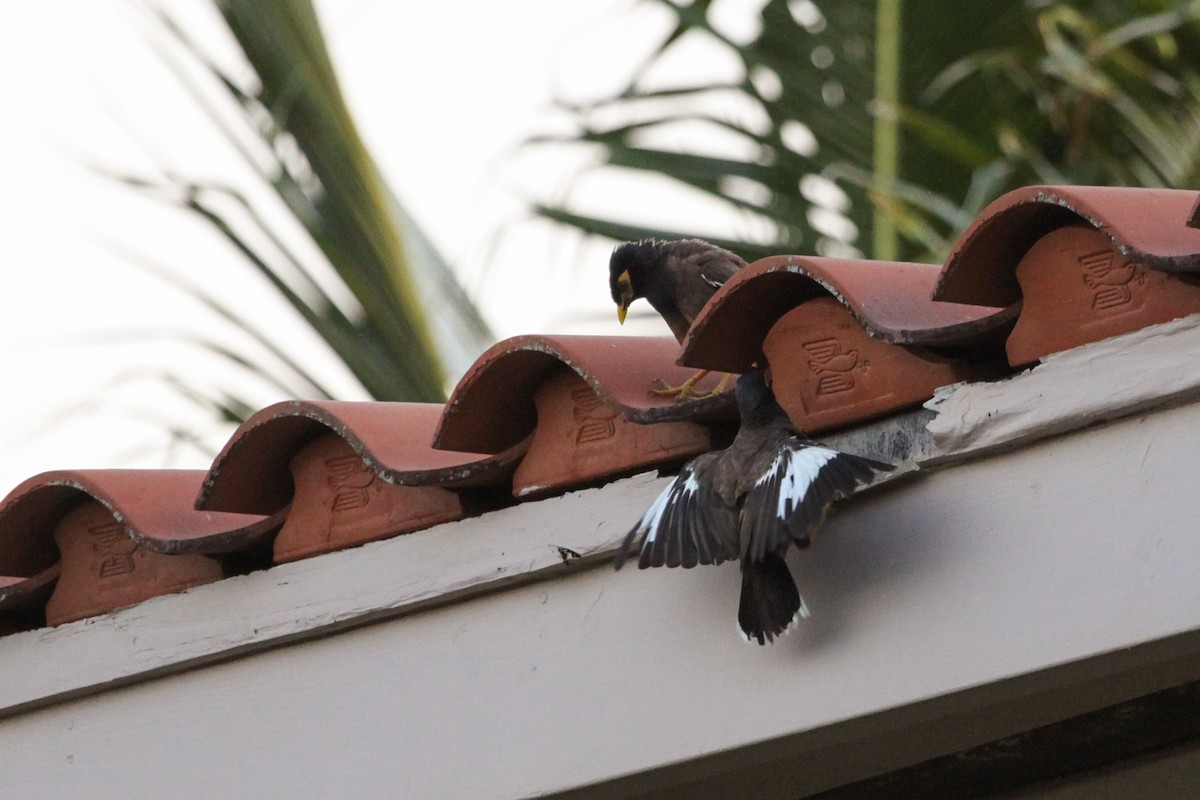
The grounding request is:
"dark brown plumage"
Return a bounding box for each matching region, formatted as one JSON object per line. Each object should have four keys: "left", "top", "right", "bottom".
{"left": 614, "top": 370, "right": 893, "bottom": 644}
{"left": 609, "top": 238, "right": 746, "bottom": 397}
{"left": 609, "top": 238, "right": 745, "bottom": 341}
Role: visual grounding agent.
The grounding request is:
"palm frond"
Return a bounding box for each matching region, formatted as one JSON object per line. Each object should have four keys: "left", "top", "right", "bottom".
{"left": 119, "top": 0, "right": 495, "bottom": 411}
{"left": 527, "top": 0, "right": 1200, "bottom": 265}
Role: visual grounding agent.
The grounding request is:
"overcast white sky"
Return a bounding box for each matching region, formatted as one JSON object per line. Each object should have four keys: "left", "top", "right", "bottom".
{"left": 0, "top": 0, "right": 766, "bottom": 494}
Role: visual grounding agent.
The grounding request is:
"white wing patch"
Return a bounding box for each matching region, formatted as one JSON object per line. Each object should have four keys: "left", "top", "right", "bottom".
{"left": 619, "top": 464, "right": 735, "bottom": 569}
{"left": 758, "top": 446, "right": 838, "bottom": 521}
{"left": 634, "top": 479, "right": 677, "bottom": 546}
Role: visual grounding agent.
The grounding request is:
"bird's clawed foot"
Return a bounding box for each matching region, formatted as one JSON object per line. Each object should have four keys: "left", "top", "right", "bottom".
{"left": 649, "top": 370, "right": 733, "bottom": 401}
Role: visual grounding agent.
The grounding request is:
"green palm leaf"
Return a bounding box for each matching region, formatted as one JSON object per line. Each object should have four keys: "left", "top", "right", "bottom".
{"left": 528, "top": 0, "right": 1200, "bottom": 264}
{"left": 121, "top": 0, "right": 493, "bottom": 411}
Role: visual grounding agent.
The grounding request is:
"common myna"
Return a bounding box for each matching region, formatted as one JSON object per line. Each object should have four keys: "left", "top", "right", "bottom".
{"left": 610, "top": 238, "right": 746, "bottom": 398}
{"left": 614, "top": 370, "right": 893, "bottom": 644}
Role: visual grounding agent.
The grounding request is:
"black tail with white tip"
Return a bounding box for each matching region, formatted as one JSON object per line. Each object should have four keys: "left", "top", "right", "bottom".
{"left": 738, "top": 552, "right": 805, "bottom": 645}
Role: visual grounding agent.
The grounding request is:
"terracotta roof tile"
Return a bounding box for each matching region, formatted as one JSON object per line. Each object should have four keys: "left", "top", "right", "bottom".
{"left": 0, "top": 564, "right": 58, "bottom": 618}
{"left": 0, "top": 470, "right": 276, "bottom": 563}
{"left": 509, "top": 368, "right": 719, "bottom": 499}
{"left": 272, "top": 432, "right": 501, "bottom": 563}
{"left": 1005, "top": 224, "right": 1200, "bottom": 364}
{"left": 679, "top": 255, "right": 1012, "bottom": 374}
{"left": 935, "top": 185, "right": 1200, "bottom": 307}
{"left": 0, "top": 563, "right": 57, "bottom": 638}
{"left": 433, "top": 334, "right": 736, "bottom": 455}
{"left": 198, "top": 401, "right": 527, "bottom": 516}
{"left": 0, "top": 561, "right": 57, "bottom": 634}
{"left": 47, "top": 501, "right": 226, "bottom": 626}
{"left": 0, "top": 470, "right": 278, "bottom": 626}
{"left": 762, "top": 297, "right": 1004, "bottom": 433}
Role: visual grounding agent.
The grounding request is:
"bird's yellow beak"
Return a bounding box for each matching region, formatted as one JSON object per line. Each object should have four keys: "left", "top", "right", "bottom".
{"left": 615, "top": 269, "right": 633, "bottom": 325}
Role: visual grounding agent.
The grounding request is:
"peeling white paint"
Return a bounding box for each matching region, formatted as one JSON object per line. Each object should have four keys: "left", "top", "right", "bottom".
{"left": 926, "top": 312, "right": 1200, "bottom": 457}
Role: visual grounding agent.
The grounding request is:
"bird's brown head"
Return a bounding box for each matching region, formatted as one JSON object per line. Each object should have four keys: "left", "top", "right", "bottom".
{"left": 609, "top": 240, "right": 659, "bottom": 325}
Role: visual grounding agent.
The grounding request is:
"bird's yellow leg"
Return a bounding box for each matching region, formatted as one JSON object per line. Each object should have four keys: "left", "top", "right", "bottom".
{"left": 650, "top": 369, "right": 735, "bottom": 400}
{"left": 706, "top": 371, "right": 733, "bottom": 396}
{"left": 650, "top": 369, "right": 710, "bottom": 399}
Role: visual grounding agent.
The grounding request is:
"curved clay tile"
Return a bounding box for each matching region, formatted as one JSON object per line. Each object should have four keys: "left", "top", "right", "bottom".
{"left": 197, "top": 401, "right": 529, "bottom": 516}
{"left": 433, "top": 335, "right": 736, "bottom": 454}
{"left": 0, "top": 470, "right": 278, "bottom": 626}
{"left": 0, "top": 564, "right": 59, "bottom": 613}
{"left": 678, "top": 255, "right": 1011, "bottom": 373}
{"left": 506, "top": 368, "right": 719, "bottom": 500}
{"left": 935, "top": 185, "right": 1200, "bottom": 307}
{"left": 1003, "top": 224, "right": 1200, "bottom": 365}
{"left": 761, "top": 297, "right": 1006, "bottom": 433}
{"left": 0, "top": 470, "right": 276, "bottom": 568}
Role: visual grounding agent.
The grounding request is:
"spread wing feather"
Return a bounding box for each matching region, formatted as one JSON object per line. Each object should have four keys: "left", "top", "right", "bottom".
{"left": 741, "top": 442, "right": 892, "bottom": 562}
{"left": 614, "top": 455, "right": 739, "bottom": 570}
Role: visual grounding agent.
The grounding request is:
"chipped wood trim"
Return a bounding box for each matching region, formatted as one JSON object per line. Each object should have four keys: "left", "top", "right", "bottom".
{"left": 926, "top": 312, "right": 1200, "bottom": 458}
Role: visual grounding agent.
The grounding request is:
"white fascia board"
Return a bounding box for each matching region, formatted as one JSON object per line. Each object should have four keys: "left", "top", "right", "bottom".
{"left": 2, "top": 395, "right": 1200, "bottom": 798}
{"left": 925, "top": 312, "right": 1200, "bottom": 457}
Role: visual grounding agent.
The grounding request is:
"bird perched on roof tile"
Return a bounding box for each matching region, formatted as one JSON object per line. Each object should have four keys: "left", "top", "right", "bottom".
{"left": 614, "top": 370, "right": 893, "bottom": 644}
{"left": 610, "top": 238, "right": 746, "bottom": 398}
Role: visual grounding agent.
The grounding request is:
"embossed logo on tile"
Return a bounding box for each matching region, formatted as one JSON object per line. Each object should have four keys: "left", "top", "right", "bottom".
{"left": 803, "top": 338, "right": 868, "bottom": 396}
{"left": 570, "top": 385, "right": 618, "bottom": 445}
{"left": 762, "top": 297, "right": 968, "bottom": 433}
{"left": 325, "top": 452, "right": 376, "bottom": 513}
{"left": 88, "top": 519, "right": 139, "bottom": 579}
{"left": 275, "top": 433, "right": 468, "bottom": 563}
{"left": 1079, "top": 248, "right": 1146, "bottom": 314}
